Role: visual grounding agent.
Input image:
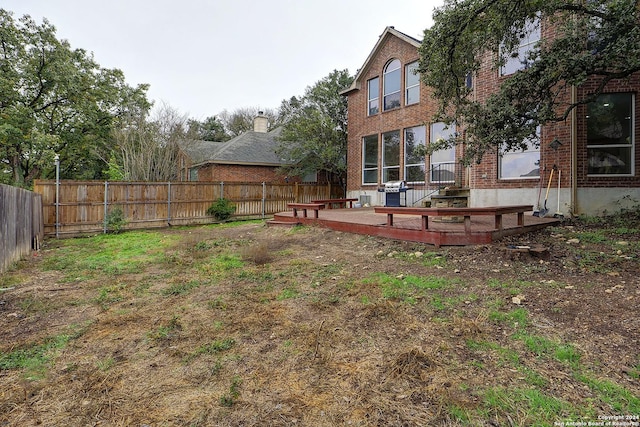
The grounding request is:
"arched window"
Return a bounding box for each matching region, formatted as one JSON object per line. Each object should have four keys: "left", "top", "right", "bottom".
{"left": 383, "top": 59, "right": 401, "bottom": 111}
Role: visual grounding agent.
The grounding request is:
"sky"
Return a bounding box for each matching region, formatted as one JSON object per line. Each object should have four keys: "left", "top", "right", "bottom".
{"left": 3, "top": 0, "right": 443, "bottom": 120}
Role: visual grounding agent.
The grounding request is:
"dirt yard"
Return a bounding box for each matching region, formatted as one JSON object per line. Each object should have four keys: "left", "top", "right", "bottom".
{"left": 0, "top": 212, "right": 639, "bottom": 426}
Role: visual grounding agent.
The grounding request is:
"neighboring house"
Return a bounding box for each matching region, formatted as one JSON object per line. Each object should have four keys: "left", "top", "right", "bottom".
{"left": 178, "top": 113, "right": 296, "bottom": 183}
{"left": 342, "top": 26, "right": 640, "bottom": 215}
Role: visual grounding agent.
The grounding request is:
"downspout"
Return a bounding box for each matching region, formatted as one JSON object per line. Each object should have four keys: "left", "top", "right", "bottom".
{"left": 571, "top": 85, "right": 578, "bottom": 216}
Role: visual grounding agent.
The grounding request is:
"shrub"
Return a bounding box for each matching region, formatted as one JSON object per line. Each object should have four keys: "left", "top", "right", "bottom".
{"left": 106, "top": 206, "right": 127, "bottom": 233}
{"left": 207, "top": 198, "right": 236, "bottom": 221}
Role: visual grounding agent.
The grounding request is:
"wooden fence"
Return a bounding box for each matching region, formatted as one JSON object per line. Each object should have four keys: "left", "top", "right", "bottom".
{"left": 33, "top": 180, "right": 343, "bottom": 236}
{"left": 1, "top": 184, "right": 44, "bottom": 273}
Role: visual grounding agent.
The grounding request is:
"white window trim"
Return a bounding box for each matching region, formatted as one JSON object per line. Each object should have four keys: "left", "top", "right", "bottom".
{"left": 404, "top": 125, "right": 426, "bottom": 183}
{"left": 499, "top": 17, "right": 541, "bottom": 76}
{"left": 405, "top": 61, "right": 420, "bottom": 106}
{"left": 587, "top": 93, "right": 635, "bottom": 177}
{"left": 362, "top": 135, "right": 379, "bottom": 185}
{"left": 383, "top": 59, "right": 401, "bottom": 112}
{"left": 367, "top": 77, "right": 379, "bottom": 116}
{"left": 382, "top": 130, "right": 400, "bottom": 183}
{"left": 498, "top": 126, "right": 541, "bottom": 180}
{"left": 429, "top": 123, "right": 457, "bottom": 184}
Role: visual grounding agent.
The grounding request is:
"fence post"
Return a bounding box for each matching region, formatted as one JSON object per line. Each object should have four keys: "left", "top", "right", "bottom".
{"left": 220, "top": 181, "right": 224, "bottom": 199}
{"left": 262, "top": 182, "right": 266, "bottom": 219}
{"left": 54, "top": 156, "right": 60, "bottom": 238}
{"left": 103, "top": 181, "right": 108, "bottom": 234}
{"left": 295, "top": 182, "right": 299, "bottom": 203}
{"left": 167, "top": 181, "right": 172, "bottom": 226}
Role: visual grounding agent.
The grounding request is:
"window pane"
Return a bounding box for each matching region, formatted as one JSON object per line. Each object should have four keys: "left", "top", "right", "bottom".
{"left": 363, "top": 135, "right": 378, "bottom": 168}
{"left": 384, "top": 92, "right": 401, "bottom": 111}
{"left": 405, "top": 61, "right": 420, "bottom": 106}
{"left": 362, "top": 134, "right": 379, "bottom": 184}
{"left": 368, "top": 77, "right": 379, "bottom": 95}
{"left": 588, "top": 147, "right": 631, "bottom": 175}
{"left": 384, "top": 68, "right": 401, "bottom": 93}
{"left": 587, "top": 93, "right": 632, "bottom": 146}
{"left": 499, "top": 128, "right": 540, "bottom": 179}
{"left": 363, "top": 169, "right": 378, "bottom": 184}
{"left": 406, "top": 62, "right": 419, "bottom": 86}
{"left": 406, "top": 86, "right": 419, "bottom": 105}
{"left": 383, "top": 59, "right": 401, "bottom": 111}
{"left": 587, "top": 93, "right": 634, "bottom": 175}
{"left": 500, "top": 151, "right": 540, "bottom": 178}
{"left": 367, "top": 77, "right": 379, "bottom": 116}
{"left": 406, "top": 164, "right": 425, "bottom": 182}
{"left": 383, "top": 167, "right": 400, "bottom": 182}
{"left": 500, "top": 17, "right": 540, "bottom": 75}
{"left": 430, "top": 122, "right": 456, "bottom": 165}
{"left": 405, "top": 126, "right": 426, "bottom": 164}
{"left": 383, "top": 131, "right": 400, "bottom": 167}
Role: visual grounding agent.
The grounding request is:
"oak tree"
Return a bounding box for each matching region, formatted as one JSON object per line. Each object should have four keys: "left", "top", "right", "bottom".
{"left": 417, "top": 0, "right": 640, "bottom": 163}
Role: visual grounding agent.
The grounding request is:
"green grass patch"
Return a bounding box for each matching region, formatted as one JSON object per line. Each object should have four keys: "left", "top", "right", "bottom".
{"left": 0, "top": 325, "right": 87, "bottom": 380}
{"left": 220, "top": 375, "right": 242, "bottom": 407}
{"left": 198, "top": 253, "right": 244, "bottom": 275}
{"left": 574, "top": 372, "right": 640, "bottom": 414}
{"left": 161, "top": 280, "right": 203, "bottom": 296}
{"left": 277, "top": 288, "right": 299, "bottom": 300}
{"left": 488, "top": 307, "right": 529, "bottom": 330}
{"left": 184, "top": 338, "right": 236, "bottom": 363}
{"left": 365, "top": 273, "right": 453, "bottom": 304}
{"left": 42, "top": 231, "right": 178, "bottom": 279}
{"left": 93, "top": 282, "right": 128, "bottom": 308}
{"left": 481, "top": 387, "right": 571, "bottom": 425}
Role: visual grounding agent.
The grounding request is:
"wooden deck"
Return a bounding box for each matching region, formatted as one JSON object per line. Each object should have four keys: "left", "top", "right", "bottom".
{"left": 271, "top": 207, "right": 560, "bottom": 247}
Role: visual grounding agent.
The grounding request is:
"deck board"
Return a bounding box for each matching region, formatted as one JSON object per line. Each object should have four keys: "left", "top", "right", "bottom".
{"left": 271, "top": 207, "right": 560, "bottom": 247}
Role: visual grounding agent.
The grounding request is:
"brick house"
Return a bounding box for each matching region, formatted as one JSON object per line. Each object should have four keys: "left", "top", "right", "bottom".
{"left": 342, "top": 26, "right": 640, "bottom": 215}
{"left": 178, "top": 113, "right": 297, "bottom": 183}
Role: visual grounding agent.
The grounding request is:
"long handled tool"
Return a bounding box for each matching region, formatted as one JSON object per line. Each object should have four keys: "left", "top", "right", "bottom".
{"left": 533, "top": 165, "right": 555, "bottom": 217}
{"left": 554, "top": 168, "right": 564, "bottom": 218}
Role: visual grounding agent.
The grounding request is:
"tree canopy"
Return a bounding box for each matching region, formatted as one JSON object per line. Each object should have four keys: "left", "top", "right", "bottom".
{"left": 276, "top": 69, "right": 353, "bottom": 187}
{"left": 0, "top": 9, "right": 151, "bottom": 187}
{"left": 417, "top": 0, "right": 640, "bottom": 164}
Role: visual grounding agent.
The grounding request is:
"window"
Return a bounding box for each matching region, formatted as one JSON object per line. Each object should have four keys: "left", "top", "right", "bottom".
{"left": 430, "top": 123, "right": 456, "bottom": 183}
{"left": 587, "top": 93, "right": 634, "bottom": 175}
{"left": 499, "top": 127, "right": 540, "bottom": 179}
{"left": 362, "top": 135, "right": 379, "bottom": 184}
{"left": 382, "top": 130, "right": 400, "bottom": 182}
{"left": 405, "top": 126, "right": 426, "bottom": 182}
{"left": 500, "top": 17, "right": 541, "bottom": 76}
{"left": 383, "top": 59, "right": 401, "bottom": 111}
{"left": 405, "top": 61, "right": 420, "bottom": 105}
{"left": 189, "top": 167, "right": 198, "bottom": 181}
{"left": 367, "top": 77, "right": 379, "bottom": 116}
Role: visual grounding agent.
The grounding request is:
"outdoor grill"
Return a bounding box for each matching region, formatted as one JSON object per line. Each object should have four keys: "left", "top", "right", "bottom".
{"left": 378, "top": 181, "right": 412, "bottom": 207}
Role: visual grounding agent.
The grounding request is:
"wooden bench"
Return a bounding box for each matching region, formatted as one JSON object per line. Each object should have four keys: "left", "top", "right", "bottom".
{"left": 288, "top": 203, "right": 325, "bottom": 219}
{"left": 374, "top": 205, "right": 533, "bottom": 233}
{"left": 311, "top": 198, "right": 359, "bottom": 209}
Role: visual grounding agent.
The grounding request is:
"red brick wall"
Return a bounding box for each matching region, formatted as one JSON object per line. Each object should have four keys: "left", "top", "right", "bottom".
{"left": 576, "top": 75, "right": 640, "bottom": 188}
{"left": 196, "top": 164, "right": 291, "bottom": 183}
{"left": 347, "top": 24, "right": 640, "bottom": 201}
{"left": 470, "top": 19, "right": 640, "bottom": 192}
{"left": 346, "top": 34, "right": 439, "bottom": 193}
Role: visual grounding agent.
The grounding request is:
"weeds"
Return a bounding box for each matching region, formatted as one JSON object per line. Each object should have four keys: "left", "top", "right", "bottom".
{"left": 220, "top": 375, "right": 242, "bottom": 407}
{"left": 365, "top": 273, "right": 453, "bottom": 304}
{"left": 161, "top": 280, "right": 202, "bottom": 296}
{"left": 184, "top": 338, "right": 235, "bottom": 363}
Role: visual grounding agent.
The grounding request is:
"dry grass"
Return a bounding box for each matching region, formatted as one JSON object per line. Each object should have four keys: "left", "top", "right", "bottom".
{"left": 0, "top": 221, "right": 638, "bottom": 426}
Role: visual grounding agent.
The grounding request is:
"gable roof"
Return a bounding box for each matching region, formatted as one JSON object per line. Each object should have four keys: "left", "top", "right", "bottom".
{"left": 180, "top": 127, "right": 290, "bottom": 168}
{"left": 341, "top": 26, "right": 422, "bottom": 96}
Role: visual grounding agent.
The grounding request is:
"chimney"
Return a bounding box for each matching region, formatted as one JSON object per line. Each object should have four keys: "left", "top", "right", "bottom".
{"left": 253, "top": 111, "right": 268, "bottom": 133}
